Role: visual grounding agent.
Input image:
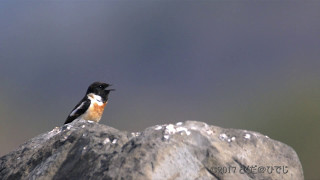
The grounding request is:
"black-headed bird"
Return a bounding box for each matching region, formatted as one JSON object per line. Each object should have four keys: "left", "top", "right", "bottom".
{"left": 64, "top": 82, "right": 114, "bottom": 124}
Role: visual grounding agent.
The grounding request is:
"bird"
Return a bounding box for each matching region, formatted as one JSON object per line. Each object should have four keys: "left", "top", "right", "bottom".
{"left": 64, "top": 82, "right": 114, "bottom": 124}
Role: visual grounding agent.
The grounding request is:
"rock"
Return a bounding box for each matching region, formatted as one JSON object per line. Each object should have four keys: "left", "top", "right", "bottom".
{"left": 0, "top": 120, "right": 304, "bottom": 180}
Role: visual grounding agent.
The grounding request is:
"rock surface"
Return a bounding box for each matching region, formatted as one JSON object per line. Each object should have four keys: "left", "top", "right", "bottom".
{"left": 0, "top": 120, "right": 303, "bottom": 180}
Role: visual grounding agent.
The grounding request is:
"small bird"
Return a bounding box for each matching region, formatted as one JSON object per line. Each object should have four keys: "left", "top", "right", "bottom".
{"left": 64, "top": 82, "right": 114, "bottom": 124}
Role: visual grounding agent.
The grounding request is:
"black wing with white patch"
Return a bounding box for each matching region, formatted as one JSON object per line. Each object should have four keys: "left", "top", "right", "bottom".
{"left": 64, "top": 97, "right": 91, "bottom": 124}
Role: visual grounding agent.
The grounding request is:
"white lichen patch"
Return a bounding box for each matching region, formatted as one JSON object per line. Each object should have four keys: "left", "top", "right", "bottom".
{"left": 204, "top": 123, "right": 208, "bottom": 128}
{"left": 176, "top": 122, "right": 183, "bottom": 126}
{"left": 163, "top": 134, "right": 170, "bottom": 140}
{"left": 49, "top": 127, "right": 61, "bottom": 134}
{"left": 46, "top": 127, "right": 61, "bottom": 140}
{"left": 176, "top": 127, "right": 191, "bottom": 136}
{"left": 103, "top": 138, "right": 110, "bottom": 144}
{"left": 165, "top": 124, "right": 176, "bottom": 134}
{"left": 219, "top": 133, "right": 236, "bottom": 143}
{"left": 112, "top": 139, "right": 117, "bottom": 144}
{"left": 219, "top": 133, "right": 228, "bottom": 141}
{"left": 244, "top": 133, "right": 251, "bottom": 139}
{"left": 206, "top": 130, "right": 213, "bottom": 135}
{"left": 62, "top": 135, "right": 68, "bottom": 141}
{"left": 155, "top": 125, "right": 163, "bottom": 130}
{"left": 163, "top": 123, "right": 191, "bottom": 140}
{"left": 190, "top": 126, "right": 197, "bottom": 130}
{"left": 66, "top": 126, "right": 71, "bottom": 130}
{"left": 81, "top": 125, "right": 86, "bottom": 128}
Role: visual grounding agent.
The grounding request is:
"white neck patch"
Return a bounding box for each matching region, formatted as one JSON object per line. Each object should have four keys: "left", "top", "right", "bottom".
{"left": 87, "top": 93, "right": 103, "bottom": 106}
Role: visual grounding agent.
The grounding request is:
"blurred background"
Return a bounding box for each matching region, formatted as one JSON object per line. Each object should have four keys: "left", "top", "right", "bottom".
{"left": 0, "top": 1, "right": 319, "bottom": 179}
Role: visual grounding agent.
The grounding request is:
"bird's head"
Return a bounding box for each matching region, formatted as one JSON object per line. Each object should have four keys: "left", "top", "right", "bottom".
{"left": 86, "top": 82, "right": 114, "bottom": 97}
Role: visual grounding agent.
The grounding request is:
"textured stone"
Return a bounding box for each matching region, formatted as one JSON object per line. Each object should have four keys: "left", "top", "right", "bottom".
{"left": 0, "top": 120, "right": 304, "bottom": 180}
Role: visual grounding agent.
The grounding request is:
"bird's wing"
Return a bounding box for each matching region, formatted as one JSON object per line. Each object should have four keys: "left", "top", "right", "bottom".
{"left": 64, "top": 97, "right": 91, "bottom": 124}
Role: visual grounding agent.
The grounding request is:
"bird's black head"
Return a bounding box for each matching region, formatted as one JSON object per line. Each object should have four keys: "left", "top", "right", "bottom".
{"left": 86, "top": 82, "right": 114, "bottom": 101}
{"left": 86, "top": 82, "right": 109, "bottom": 94}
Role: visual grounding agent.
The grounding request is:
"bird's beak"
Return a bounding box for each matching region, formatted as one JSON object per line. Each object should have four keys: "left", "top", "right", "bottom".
{"left": 105, "top": 84, "right": 115, "bottom": 91}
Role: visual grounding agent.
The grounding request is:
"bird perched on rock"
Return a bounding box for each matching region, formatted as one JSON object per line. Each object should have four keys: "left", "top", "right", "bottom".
{"left": 64, "top": 82, "right": 114, "bottom": 124}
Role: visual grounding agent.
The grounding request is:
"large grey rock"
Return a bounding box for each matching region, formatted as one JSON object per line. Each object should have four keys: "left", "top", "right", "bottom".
{"left": 0, "top": 120, "right": 303, "bottom": 180}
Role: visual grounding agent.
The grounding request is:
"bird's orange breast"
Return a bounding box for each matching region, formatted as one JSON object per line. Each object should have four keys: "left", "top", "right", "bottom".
{"left": 82, "top": 102, "right": 107, "bottom": 122}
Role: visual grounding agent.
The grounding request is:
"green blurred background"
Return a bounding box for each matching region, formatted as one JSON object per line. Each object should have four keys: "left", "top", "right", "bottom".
{"left": 0, "top": 1, "right": 319, "bottom": 179}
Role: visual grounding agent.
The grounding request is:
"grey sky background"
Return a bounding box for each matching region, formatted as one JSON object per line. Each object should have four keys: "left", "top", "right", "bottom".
{"left": 0, "top": 1, "right": 319, "bottom": 179}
